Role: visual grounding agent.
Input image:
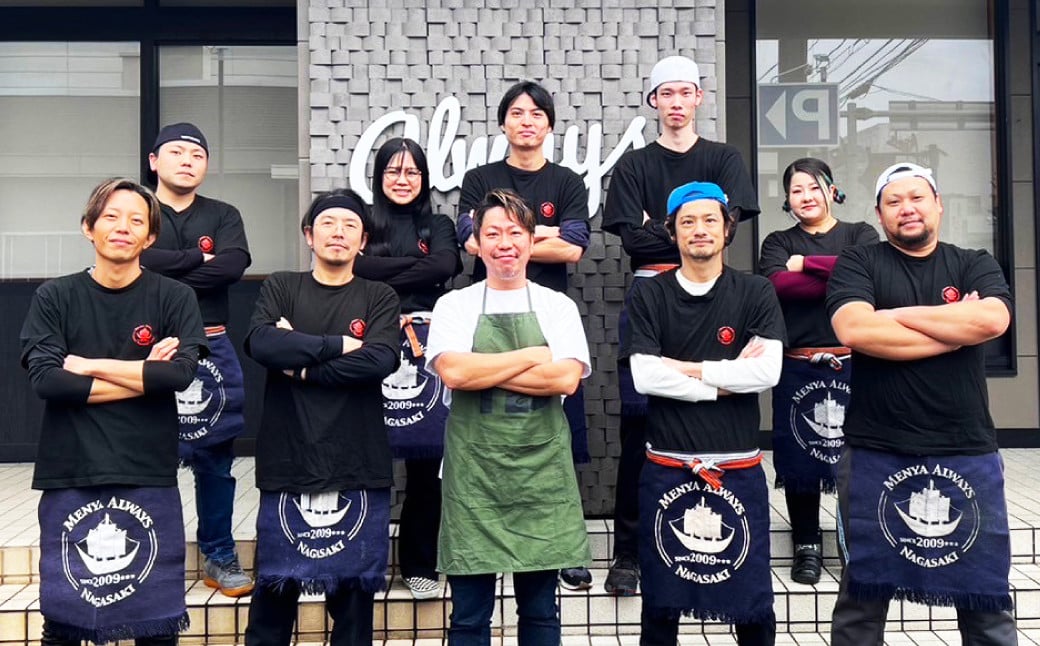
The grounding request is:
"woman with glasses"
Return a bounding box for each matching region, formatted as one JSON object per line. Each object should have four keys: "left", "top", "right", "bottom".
{"left": 354, "top": 137, "right": 462, "bottom": 600}
{"left": 759, "top": 157, "right": 878, "bottom": 586}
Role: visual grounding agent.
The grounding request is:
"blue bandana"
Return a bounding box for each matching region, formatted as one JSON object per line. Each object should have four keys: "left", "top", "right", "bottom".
{"left": 666, "top": 181, "right": 728, "bottom": 216}
{"left": 842, "top": 448, "right": 1012, "bottom": 611}
{"left": 772, "top": 354, "right": 851, "bottom": 493}
{"left": 255, "top": 487, "right": 390, "bottom": 595}
{"left": 38, "top": 486, "right": 187, "bottom": 643}
{"left": 639, "top": 459, "right": 774, "bottom": 625}
{"left": 177, "top": 333, "right": 245, "bottom": 461}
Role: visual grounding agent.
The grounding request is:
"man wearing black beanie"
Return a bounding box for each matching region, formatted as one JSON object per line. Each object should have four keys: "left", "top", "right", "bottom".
{"left": 143, "top": 122, "right": 254, "bottom": 597}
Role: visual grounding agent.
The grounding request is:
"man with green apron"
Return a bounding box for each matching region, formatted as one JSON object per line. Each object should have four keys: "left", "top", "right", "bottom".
{"left": 426, "top": 188, "right": 591, "bottom": 646}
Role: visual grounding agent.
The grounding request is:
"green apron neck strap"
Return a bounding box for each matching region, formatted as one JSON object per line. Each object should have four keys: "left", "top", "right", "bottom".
{"left": 481, "top": 282, "right": 533, "bottom": 314}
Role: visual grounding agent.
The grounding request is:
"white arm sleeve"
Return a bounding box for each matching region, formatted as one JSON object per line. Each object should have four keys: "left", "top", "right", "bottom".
{"left": 700, "top": 336, "right": 783, "bottom": 394}
{"left": 630, "top": 353, "right": 719, "bottom": 402}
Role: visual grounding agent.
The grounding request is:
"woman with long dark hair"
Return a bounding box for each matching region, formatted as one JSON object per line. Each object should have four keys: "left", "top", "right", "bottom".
{"left": 354, "top": 137, "right": 462, "bottom": 600}
{"left": 759, "top": 158, "right": 878, "bottom": 585}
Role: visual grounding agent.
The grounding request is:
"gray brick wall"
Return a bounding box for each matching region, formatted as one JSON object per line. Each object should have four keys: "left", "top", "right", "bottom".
{"left": 307, "top": 0, "right": 725, "bottom": 515}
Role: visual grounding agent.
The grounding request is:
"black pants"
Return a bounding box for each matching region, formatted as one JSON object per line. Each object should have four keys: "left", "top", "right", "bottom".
{"left": 398, "top": 457, "right": 441, "bottom": 580}
{"left": 41, "top": 620, "right": 177, "bottom": 645}
{"left": 785, "top": 488, "right": 822, "bottom": 545}
{"left": 611, "top": 414, "right": 646, "bottom": 559}
{"left": 830, "top": 449, "right": 1018, "bottom": 646}
{"left": 244, "top": 583, "right": 374, "bottom": 646}
{"left": 639, "top": 608, "right": 775, "bottom": 646}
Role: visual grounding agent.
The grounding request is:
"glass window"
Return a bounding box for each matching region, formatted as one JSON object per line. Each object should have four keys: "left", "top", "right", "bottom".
{"left": 755, "top": 1, "right": 996, "bottom": 253}
{"left": 158, "top": 45, "right": 298, "bottom": 274}
{"left": 0, "top": 42, "right": 140, "bottom": 279}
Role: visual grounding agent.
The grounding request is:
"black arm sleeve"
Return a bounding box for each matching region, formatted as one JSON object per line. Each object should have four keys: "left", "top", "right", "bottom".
{"left": 24, "top": 346, "right": 94, "bottom": 403}
{"left": 354, "top": 216, "right": 462, "bottom": 289}
{"left": 142, "top": 353, "right": 199, "bottom": 393}
{"left": 617, "top": 222, "right": 679, "bottom": 260}
{"left": 140, "top": 247, "right": 205, "bottom": 277}
{"left": 306, "top": 343, "right": 399, "bottom": 385}
{"left": 173, "top": 248, "right": 251, "bottom": 290}
{"left": 246, "top": 325, "right": 345, "bottom": 370}
{"left": 758, "top": 231, "right": 791, "bottom": 277}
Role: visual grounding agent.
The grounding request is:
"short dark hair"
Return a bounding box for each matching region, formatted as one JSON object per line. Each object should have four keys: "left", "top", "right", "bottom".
{"left": 82, "top": 178, "right": 162, "bottom": 236}
{"left": 473, "top": 189, "right": 536, "bottom": 240}
{"left": 497, "top": 81, "right": 555, "bottom": 128}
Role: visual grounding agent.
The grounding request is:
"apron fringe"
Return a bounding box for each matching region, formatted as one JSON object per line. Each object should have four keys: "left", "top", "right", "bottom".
{"left": 257, "top": 573, "right": 387, "bottom": 596}
{"left": 646, "top": 604, "right": 776, "bottom": 626}
{"left": 774, "top": 474, "right": 837, "bottom": 494}
{"left": 849, "top": 579, "right": 1012, "bottom": 612}
{"left": 45, "top": 612, "right": 189, "bottom": 645}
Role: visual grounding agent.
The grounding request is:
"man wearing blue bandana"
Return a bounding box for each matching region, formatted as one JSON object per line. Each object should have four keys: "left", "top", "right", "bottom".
{"left": 243, "top": 189, "right": 400, "bottom": 645}
{"left": 827, "top": 163, "right": 1016, "bottom": 645}
{"left": 621, "top": 181, "right": 784, "bottom": 645}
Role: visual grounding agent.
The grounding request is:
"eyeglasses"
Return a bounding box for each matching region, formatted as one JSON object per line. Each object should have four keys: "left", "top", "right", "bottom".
{"left": 384, "top": 167, "right": 423, "bottom": 180}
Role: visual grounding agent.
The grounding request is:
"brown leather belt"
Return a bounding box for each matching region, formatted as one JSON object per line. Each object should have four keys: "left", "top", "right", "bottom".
{"left": 645, "top": 449, "right": 763, "bottom": 490}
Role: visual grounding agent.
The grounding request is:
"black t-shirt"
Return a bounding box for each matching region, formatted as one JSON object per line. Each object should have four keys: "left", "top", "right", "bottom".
{"left": 141, "top": 195, "right": 251, "bottom": 325}
{"left": 458, "top": 160, "right": 589, "bottom": 293}
{"left": 826, "top": 242, "right": 1013, "bottom": 455}
{"left": 245, "top": 272, "right": 401, "bottom": 492}
{"left": 353, "top": 210, "right": 461, "bottom": 313}
{"left": 601, "top": 139, "right": 760, "bottom": 270}
{"left": 21, "top": 270, "right": 207, "bottom": 489}
{"left": 759, "top": 220, "right": 878, "bottom": 348}
{"left": 621, "top": 267, "right": 786, "bottom": 453}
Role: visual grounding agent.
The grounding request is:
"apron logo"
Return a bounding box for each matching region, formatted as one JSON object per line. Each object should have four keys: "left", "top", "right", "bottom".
{"left": 349, "top": 318, "right": 366, "bottom": 338}
{"left": 540, "top": 202, "right": 556, "bottom": 219}
{"left": 878, "top": 464, "right": 980, "bottom": 568}
{"left": 654, "top": 481, "right": 750, "bottom": 585}
{"left": 788, "top": 379, "right": 850, "bottom": 465}
{"left": 131, "top": 325, "right": 154, "bottom": 346}
{"left": 277, "top": 491, "right": 368, "bottom": 560}
{"left": 198, "top": 236, "right": 214, "bottom": 253}
{"left": 717, "top": 326, "right": 735, "bottom": 345}
{"left": 383, "top": 337, "right": 442, "bottom": 429}
{"left": 941, "top": 286, "right": 960, "bottom": 303}
{"left": 176, "top": 358, "right": 227, "bottom": 442}
{"left": 418, "top": 239, "right": 429, "bottom": 255}
{"left": 60, "top": 497, "right": 158, "bottom": 608}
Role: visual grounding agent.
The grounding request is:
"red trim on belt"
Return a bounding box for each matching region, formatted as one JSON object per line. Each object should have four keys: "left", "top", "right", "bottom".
{"left": 645, "top": 451, "right": 763, "bottom": 490}
{"left": 784, "top": 346, "right": 850, "bottom": 360}
{"left": 204, "top": 325, "right": 226, "bottom": 337}
{"left": 638, "top": 263, "right": 680, "bottom": 273}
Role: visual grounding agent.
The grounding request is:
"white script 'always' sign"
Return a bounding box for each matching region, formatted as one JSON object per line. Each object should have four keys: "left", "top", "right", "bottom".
{"left": 347, "top": 96, "right": 647, "bottom": 216}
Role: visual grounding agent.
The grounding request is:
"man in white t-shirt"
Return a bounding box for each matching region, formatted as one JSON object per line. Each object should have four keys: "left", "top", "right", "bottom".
{"left": 425, "top": 189, "right": 591, "bottom": 646}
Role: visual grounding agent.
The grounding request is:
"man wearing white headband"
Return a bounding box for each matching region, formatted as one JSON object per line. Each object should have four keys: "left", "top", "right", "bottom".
{"left": 599, "top": 54, "right": 760, "bottom": 596}
{"left": 826, "top": 163, "right": 1016, "bottom": 644}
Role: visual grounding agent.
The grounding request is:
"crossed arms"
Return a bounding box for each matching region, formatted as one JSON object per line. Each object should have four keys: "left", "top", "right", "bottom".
{"left": 432, "top": 346, "right": 584, "bottom": 397}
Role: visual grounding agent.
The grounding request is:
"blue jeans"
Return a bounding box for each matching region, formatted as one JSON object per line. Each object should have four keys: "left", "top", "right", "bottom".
{"left": 448, "top": 570, "right": 559, "bottom": 646}
{"left": 191, "top": 439, "right": 238, "bottom": 564}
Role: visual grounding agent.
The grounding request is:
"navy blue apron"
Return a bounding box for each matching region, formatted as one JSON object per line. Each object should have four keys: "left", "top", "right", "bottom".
{"left": 772, "top": 350, "right": 851, "bottom": 493}
{"left": 639, "top": 449, "right": 775, "bottom": 625}
{"left": 842, "top": 447, "right": 1012, "bottom": 611}
{"left": 383, "top": 314, "right": 450, "bottom": 460}
{"left": 255, "top": 488, "right": 390, "bottom": 594}
{"left": 177, "top": 331, "right": 245, "bottom": 463}
{"left": 38, "top": 486, "right": 187, "bottom": 643}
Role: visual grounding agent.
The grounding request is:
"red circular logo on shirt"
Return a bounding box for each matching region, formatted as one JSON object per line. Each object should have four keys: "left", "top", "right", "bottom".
{"left": 349, "top": 318, "right": 366, "bottom": 338}
{"left": 132, "top": 324, "right": 155, "bottom": 346}
{"left": 717, "top": 326, "right": 736, "bottom": 346}
{"left": 941, "top": 286, "right": 961, "bottom": 303}
{"left": 198, "top": 236, "right": 214, "bottom": 253}
{"left": 540, "top": 202, "right": 556, "bottom": 219}
{"left": 418, "top": 240, "right": 429, "bottom": 255}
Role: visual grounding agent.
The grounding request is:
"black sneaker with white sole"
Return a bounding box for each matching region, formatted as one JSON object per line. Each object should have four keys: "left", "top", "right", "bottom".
{"left": 558, "top": 566, "right": 593, "bottom": 590}
{"left": 604, "top": 555, "right": 639, "bottom": 596}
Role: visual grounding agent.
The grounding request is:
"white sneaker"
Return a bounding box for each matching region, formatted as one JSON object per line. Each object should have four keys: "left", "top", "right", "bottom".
{"left": 404, "top": 575, "right": 441, "bottom": 600}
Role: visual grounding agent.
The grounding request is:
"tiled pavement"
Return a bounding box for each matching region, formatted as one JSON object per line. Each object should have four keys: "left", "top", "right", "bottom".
{"left": 3, "top": 451, "right": 1040, "bottom": 644}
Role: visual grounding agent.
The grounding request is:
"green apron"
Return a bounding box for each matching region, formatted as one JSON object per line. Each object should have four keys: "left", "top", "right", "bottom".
{"left": 438, "top": 286, "right": 590, "bottom": 574}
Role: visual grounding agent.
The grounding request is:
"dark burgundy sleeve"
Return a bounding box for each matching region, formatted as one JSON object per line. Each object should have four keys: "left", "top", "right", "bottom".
{"left": 768, "top": 271, "right": 828, "bottom": 301}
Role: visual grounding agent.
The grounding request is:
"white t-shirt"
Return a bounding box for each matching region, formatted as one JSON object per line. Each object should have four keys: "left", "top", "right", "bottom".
{"left": 426, "top": 280, "right": 592, "bottom": 383}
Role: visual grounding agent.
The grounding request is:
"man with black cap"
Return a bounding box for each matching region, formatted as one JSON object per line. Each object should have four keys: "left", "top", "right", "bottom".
{"left": 143, "top": 122, "right": 253, "bottom": 597}
{"left": 243, "top": 188, "right": 400, "bottom": 645}
{"left": 600, "top": 54, "right": 760, "bottom": 596}
{"left": 622, "top": 181, "right": 783, "bottom": 645}
{"left": 826, "top": 163, "right": 1016, "bottom": 645}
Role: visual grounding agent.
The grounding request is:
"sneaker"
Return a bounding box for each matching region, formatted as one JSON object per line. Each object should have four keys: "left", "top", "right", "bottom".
{"left": 791, "top": 544, "right": 822, "bottom": 585}
{"left": 404, "top": 575, "right": 441, "bottom": 600}
{"left": 203, "top": 557, "right": 254, "bottom": 598}
{"left": 558, "top": 566, "right": 593, "bottom": 591}
{"left": 604, "top": 555, "right": 639, "bottom": 596}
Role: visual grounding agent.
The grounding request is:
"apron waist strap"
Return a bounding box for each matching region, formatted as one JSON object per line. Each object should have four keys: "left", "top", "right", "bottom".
{"left": 204, "top": 325, "right": 227, "bottom": 337}
{"left": 645, "top": 447, "right": 762, "bottom": 489}
{"left": 784, "top": 346, "right": 850, "bottom": 369}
